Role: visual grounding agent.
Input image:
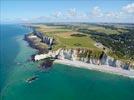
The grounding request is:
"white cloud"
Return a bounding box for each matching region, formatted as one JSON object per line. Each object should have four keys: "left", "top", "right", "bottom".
{"left": 52, "top": 11, "right": 62, "bottom": 18}
{"left": 6, "top": 4, "right": 134, "bottom": 23}
{"left": 78, "top": 12, "right": 88, "bottom": 19}
{"left": 90, "top": 6, "right": 103, "bottom": 17}
{"left": 67, "top": 8, "right": 77, "bottom": 17}
{"left": 25, "top": 16, "right": 52, "bottom": 23}
{"left": 122, "top": 3, "right": 134, "bottom": 14}
{"left": 105, "top": 12, "right": 119, "bottom": 19}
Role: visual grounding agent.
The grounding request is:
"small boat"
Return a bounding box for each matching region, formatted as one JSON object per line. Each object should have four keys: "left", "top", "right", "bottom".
{"left": 26, "top": 75, "right": 39, "bottom": 83}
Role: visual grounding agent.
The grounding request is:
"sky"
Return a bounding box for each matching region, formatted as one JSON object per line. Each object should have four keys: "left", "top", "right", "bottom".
{"left": 0, "top": 0, "right": 134, "bottom": 23}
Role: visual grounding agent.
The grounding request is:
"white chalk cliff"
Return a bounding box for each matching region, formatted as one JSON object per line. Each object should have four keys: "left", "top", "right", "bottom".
{"left": 57, "top": 48, "right": 133, "bottom": 70}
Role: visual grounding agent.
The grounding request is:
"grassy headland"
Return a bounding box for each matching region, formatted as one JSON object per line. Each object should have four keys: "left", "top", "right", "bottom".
{"left": 35, "top": 25, "right": 101, "bottom": 51}
{"left": 29, "top": 23, "right": 134, "bottom": 64}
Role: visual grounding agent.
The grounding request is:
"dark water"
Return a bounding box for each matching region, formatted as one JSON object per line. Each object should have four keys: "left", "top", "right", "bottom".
{"left": 0, "top": 24, "right": 134, "bottom": 100}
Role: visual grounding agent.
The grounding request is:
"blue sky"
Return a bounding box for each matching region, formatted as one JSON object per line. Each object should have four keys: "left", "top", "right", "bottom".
{"left": 1, "top": 0, "right": 134, "bottom": 23}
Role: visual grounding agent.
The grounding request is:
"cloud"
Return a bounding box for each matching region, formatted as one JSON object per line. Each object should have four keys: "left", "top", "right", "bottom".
{"left": 19, "top": 16, "right": 53, "bottom": 23}
{"left": 5, "top": 3, "right": 134, "bottom": 23}
{"left": 67, "top": 8, "right": 77, "bottom": 18}
{"left": 122, "top": 3, "right": 134, "bottom": 14}
{"left": 90, "top": 6, "right": 103, "bottom": 17}
{"left": 105, "top": 12, "right": 119, "bottom": 19}
{"left": 52, "top": 11, "right": 62, "bottom": 18}
{"left": 78, "top": 12, "right": 88, "bottom": 19}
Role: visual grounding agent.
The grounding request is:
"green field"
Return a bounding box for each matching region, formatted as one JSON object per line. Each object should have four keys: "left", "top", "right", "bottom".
{"left": 86, "top": 25, "right": 128, "bottom": 35}
{"left": 35, "top": 25, "right": 100, "bottom": 51}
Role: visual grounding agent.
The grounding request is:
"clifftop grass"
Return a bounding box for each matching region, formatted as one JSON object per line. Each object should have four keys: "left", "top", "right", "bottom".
{"left": 35, "top": 25, "right": 101, "bottom": 51}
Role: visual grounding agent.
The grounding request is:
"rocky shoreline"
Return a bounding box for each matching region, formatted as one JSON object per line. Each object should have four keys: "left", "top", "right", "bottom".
{"left": 24, "top": 34, "right": 49, "bottom": 54}
{"left": 24, "top": 34, "right": 54, "bottom": 69}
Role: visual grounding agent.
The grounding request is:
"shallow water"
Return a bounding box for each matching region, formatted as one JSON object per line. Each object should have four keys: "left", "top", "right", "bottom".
{"left": 0, "top": 24, "right": 31, "bottom": 91}
{"left": 1, "top": 24, "right": 134, "bottom": 100}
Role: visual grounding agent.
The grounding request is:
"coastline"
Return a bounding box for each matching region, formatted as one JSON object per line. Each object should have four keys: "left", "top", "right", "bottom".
{"left": 54, "top": 59, "right": 134, "bottom": 78}
{"left": 24, "top": 27, "right": 134, "bottom": 79}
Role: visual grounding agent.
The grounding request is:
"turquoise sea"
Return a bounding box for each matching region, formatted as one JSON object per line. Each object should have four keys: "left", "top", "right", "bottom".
{"left": 0, "top": 24, "right": 134, "bottom": 100}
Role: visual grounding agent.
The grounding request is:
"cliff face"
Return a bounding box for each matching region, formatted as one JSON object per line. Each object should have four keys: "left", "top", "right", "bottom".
{"left": 57, "top": 48, "right": 133, "bottom": 70}
{"left": 34, "top": 31, "right": 54, "bottom": 47}
{"left": 42, "top": 35, "right": 54, "bottom": 46}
